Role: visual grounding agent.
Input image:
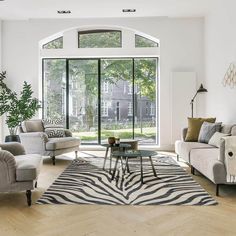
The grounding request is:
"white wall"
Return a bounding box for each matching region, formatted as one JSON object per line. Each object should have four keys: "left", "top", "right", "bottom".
{"left": 204, "top": 0, "right": 236, "bottom": 123}
{"left": 171, "top": 72, "right": 196, "bottom": 144}
{"left": 1, "top": 17, "right": 204, "bottom": 149}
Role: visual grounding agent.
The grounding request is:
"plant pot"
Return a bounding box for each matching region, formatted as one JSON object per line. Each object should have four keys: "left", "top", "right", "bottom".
{"left": 5, "top": 135, "right": 21, "bottom": 143}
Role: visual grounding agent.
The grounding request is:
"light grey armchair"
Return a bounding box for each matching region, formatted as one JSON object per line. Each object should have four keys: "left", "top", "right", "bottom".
{"left": 19, "top": 119, "right": 80, "bottom": 165}
{"left": 0, "top": 142, "right": 42, "bottom": 206}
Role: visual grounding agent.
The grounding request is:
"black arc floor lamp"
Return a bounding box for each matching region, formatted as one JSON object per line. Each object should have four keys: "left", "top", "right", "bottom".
{"left": 190, "top": 84, "right": 207, "bottom": 118}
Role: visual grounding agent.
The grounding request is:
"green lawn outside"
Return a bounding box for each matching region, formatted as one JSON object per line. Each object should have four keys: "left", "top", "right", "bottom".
{"left": 73, "top": 127, "right": 156, "bottom": 142}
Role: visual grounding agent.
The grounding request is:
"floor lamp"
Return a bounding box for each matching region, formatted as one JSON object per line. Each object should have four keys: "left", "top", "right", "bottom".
{"left": 190, "top": 84, "right": 207, "bottom": 118}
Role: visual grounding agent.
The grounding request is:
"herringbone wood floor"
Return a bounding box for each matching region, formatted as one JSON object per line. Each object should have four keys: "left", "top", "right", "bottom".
{"left": 1, "top": 151, "right": 236, "bottom": 236}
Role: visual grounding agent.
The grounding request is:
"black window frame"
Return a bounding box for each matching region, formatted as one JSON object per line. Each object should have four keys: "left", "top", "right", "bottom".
{"left": 42, "top": 57, "right": 159, "bottom": 145}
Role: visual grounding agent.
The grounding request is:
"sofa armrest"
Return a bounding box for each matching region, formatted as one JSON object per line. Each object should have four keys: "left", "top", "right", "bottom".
{"left": 218, "top": 138, "right": 225, "bottom": 162}
{"left": 219, "top": 136, "right": 236, "bottom": 163}
{"left": 181, "top": 127, "right": 188, "bottom": 141}
{"left": 0, "top": 142, "right": 26, "bottom": 156}
{"left": 64, "top": 129, "right": 73, "bottom": 137}
{"left": 20, "top": 132, "right": 48, "bottom": 143}
{"left": 0, "top": 150, "right": 16, "bottom": 184}
{"left": 19, "top": 132, "right": 49, "bottom": 155}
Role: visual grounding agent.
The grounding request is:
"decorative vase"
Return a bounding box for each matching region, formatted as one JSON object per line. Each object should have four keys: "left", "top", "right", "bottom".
{"left": 115, "top": 138, "right": 120, "bottom": 146}
{"left": 108, "top": 137, "right": 116, "bottom": 145}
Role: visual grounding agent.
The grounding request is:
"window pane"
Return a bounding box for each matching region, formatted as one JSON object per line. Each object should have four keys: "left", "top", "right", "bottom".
{"left": 101, "top": 59, "right": 133, "bottom": 142}
{"left": 135, "top": 35, "right": 158, "bottom": 48}
{"left": 68, "top": 59, "right": 99, "bottom": 144}
{"left": 134, "top": 58, "right": 158, "bottom": 144}
{"left": 43, "top": 37, "right": 63, "bottom": 49}
{"left": 43, "top": 59, "right": 66, "bottom": 125}
{"left": 79, "top": 30, "right": 121, "bottom": 48}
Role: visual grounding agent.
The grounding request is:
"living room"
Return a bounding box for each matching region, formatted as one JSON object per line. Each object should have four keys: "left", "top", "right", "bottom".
{"left": 0, "top": 0, "right": 236, "bottom": 235}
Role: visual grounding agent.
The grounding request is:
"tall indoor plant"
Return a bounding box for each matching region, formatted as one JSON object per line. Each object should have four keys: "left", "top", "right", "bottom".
{"left": 0, "top": 71, "right": 41, "bottom": 138}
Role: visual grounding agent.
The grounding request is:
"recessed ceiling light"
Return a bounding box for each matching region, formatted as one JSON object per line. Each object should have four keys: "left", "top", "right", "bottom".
{"left": 57, "top": 10, "right": 71, "bottom": 14}
{"left": 122, "top": 9, "right": 136, "bottom": 13}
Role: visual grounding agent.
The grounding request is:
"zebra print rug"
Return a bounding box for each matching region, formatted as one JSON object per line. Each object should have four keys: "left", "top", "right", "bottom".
{"left": 37, "top": 155, "right": 217, "bottom": 205}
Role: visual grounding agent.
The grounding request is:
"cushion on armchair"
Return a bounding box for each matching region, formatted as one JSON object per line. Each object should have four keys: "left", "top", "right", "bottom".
{"left": 43, "top": 118, "right": 65, "bottom": 138}
{"left": 46, "top": 137, "right": 80, "bottom": 150}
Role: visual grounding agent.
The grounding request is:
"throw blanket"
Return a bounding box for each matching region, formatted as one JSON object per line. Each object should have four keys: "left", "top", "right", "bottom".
{"left": 223, "top": 136, "right": 236, "bottom": 182}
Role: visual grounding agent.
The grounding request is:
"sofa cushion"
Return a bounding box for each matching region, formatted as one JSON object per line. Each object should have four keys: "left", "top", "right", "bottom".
{"left": 21, "top": 119, "right": 44, "bottom": 133}
{"left": 46, "top": 137, "right": 80, "bottom": 150}
{"left": 208, "top": 132, "right": 229, "bottom": 148}
{"left": 185, "top": 117, "right": 216, "bottom": 142}
{"left": 175, "top": 140, "right": 215, "bottom": 163}
{"left": 43, "top": 118, "right": 65, "bottom": 138}
{"left": 198, "top": 122, "right": 222, "bottom": 143}
{"left": 45, "top": 128, "right": 65, "bottom": 138}
{"left": 14, "top": 154, "right": 42, "bottom": 181}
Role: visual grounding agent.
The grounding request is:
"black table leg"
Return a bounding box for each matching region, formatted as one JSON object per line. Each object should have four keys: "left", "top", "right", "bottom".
{"left": 111, "top": 156, "right": 119, "bottom": 180}
{"left": 109, "top": 147, "right": 113, "bottom": 174}
{"left": 124, "top": 156, "right": 130, "bottom": 173}
{"left": 149, "top": 156, "right": 157, "bottom": 177}
{"left": 140, "top": 156, "right": 144, "bottom": 184}
{"left": 103, "top": 147, "right": 109, "bottom": 170}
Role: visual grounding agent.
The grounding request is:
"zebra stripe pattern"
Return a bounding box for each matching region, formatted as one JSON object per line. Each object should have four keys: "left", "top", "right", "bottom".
{"left": 37, "top": 155, "right": 217, "bottom": 206}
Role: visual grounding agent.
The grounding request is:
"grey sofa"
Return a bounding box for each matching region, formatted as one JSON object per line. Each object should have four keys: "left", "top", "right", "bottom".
{"left": 19, "top": 119, "right": 80, "bottom": 165}
{"left": 175, "top": 124, "right": 236, "bottom": 196}
{"left": 0, "top": 142, "right": 42, "bottom": 206}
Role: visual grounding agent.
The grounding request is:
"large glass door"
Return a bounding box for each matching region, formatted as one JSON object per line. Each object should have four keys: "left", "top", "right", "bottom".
{"left": 68, "top": 59, "right": 99, "bottom": 143}
{"left": 43, "top": 59, "right": 67, "bottom": 126}
{"left": 43, "top": 57, "right": 158, "bottom": 145}
{"left": 134, "top": 58, "right": 158, "bottom": 144}
{"left": 100, "top": 59, "right": 133, "bottom": 142}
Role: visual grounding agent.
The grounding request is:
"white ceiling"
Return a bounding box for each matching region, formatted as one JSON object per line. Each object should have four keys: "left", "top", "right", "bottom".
{"left": 0, "top": 0, "right": 215, "bottom": 20}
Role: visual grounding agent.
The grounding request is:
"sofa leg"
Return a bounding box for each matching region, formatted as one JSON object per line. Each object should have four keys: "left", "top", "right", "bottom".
{"left": 75, "top": 150, "right": 78, "bottom": 159}
{"left": 191, "top": 166, "right": 195, "bottom": 175}
{"left": 26, "top": 190, "right": 32, "bottom": 206}
{"left": 35, "top": 181, "right": 38, "bottom": 188}
{"left": 177, "top": 154, "right": 179, "bottom": 162}
{"left": 216, "top": 184, "right": 220, "bottom": 196}
{"left": 52, "top": 156, "right": 55, "bottom": 165}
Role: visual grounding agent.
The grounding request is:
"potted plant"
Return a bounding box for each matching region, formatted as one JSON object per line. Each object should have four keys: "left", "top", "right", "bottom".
{"left": 0, "top": 71, "right": 41, "bottom": 141}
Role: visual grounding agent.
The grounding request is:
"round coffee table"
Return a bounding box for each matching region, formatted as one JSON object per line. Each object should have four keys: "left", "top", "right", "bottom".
{"left": 111, "top": 150, "right": 158, "bottom": 184}
{"left": 101, "top": 143, "right": 131, "bottom": 173}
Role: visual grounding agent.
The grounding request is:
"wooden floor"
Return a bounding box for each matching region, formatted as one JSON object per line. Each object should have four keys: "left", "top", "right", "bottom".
{"left": 1, "top": 150, "right": 236, "bottom": 236}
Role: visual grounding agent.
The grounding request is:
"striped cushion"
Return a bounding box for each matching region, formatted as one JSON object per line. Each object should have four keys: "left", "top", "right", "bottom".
{"left": 43, "top": 118, "right": 65, "bottom": 138}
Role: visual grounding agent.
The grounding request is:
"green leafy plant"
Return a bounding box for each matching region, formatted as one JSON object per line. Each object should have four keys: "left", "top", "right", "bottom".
{"left": 0, "top": 71, "right": 41, "bottom": 135}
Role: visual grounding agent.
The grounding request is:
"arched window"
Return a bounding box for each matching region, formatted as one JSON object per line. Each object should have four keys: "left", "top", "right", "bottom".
{"left": 135, "top": 34, "right": 158, "bottom": 48}
{"left": 43, "top": 37, "right": 63, "bottom": 49}
{"left": 78, "top": 30, "right": 121, "bottom": 48}
{"left": 40, "top": 26, "right": 159, "bottom": 145}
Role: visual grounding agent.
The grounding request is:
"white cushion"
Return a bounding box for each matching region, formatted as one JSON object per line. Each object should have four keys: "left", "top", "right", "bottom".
{"left": 208, "top": 132, "right": 229, "bottom": 148}
{"left": 175, "top": 140, "right": 214, "bottom": 163}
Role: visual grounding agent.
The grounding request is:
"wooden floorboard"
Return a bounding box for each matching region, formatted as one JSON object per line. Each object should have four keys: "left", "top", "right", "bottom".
{"left": 1, "top": 151, "right": 236, "bottom": 236}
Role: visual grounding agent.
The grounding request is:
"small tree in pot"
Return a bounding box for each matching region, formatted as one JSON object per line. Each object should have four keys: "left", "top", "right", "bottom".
{"left": 0, "top": 71, "right": 41, "bottom": 137}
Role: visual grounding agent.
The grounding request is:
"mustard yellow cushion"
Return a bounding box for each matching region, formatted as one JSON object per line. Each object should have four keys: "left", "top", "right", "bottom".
{"left": 185, "top": 117, "right": 216, "bottom": 142}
